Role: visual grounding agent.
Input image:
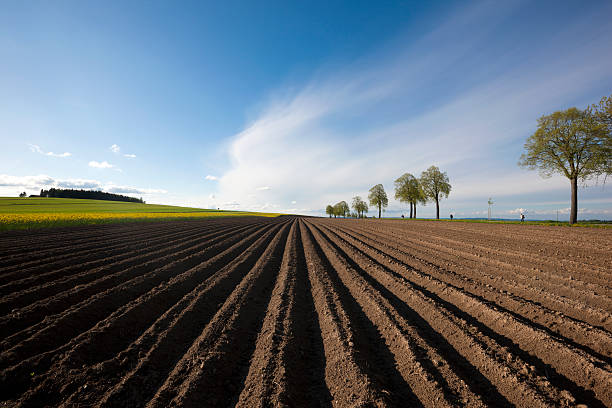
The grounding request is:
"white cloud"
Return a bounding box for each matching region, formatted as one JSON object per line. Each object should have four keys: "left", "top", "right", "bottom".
{"left": 28, "top": 144, "right": 71, "bottom": 158}
{"left": 123, "top": 154, "right": 136, "bottom": 158}
{"left": 209, "top": 194, "right": 216, "bottom": 199}
{"left": 205, "top": 175, "right": 218, "bottom": 181}
{"left": 89, "top": 161, "right": 115, "bottom": 169}
{"left": 0, "top": 174, "right": 166, "bottom": 195}
{"left": 222, "top": 201, "right": 240, "bottom": 207}
{"left": 291, "top": 200, "right": 297, "bottom": 204}
{"left": 110, "top": 144, "right": 121, "bottom": 153}
{"left": 256, "top": 186, "right": 271, "bottom": 191}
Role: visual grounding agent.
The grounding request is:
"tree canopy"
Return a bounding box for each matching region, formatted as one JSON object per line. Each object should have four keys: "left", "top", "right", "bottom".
{"left": 351, "top": 196, "right": 368, "bottom": 218}
{"left": 394, "top": 173, "right": 426, "bottom": 218}
{"left": 420, "top": 166, "right": 451, "bottom": 219}
{"left": 368, "top": 184, "right": 388, "bottom": 218}
{"left": 325, "top": 204, "right": 334, "bottom": 218}
{"left": 334, "top": 201, "right": 350, "bottom": 217}
{"left": 519, "top": 105, "right": 610, "bottom": 223}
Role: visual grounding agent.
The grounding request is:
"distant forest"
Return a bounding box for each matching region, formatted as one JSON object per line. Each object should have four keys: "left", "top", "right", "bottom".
{"left": 37, "top": 188, "right": 145, "bottom": 203}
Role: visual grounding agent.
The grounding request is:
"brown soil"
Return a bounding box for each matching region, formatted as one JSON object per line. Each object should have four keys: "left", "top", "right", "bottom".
{"left": 1, "top": 217, "right": 610, "bottom": 407}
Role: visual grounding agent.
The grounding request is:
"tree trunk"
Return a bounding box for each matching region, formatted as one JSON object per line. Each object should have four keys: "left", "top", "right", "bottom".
{"left": 570, "top": 177, "right": 578, "bottom": 224}
{"left": 378, "top": 203, "right": 381, "bottom": 219}
{"left": 409, "top": 202, "right": 413, "bottom": 218}
{"left": 435, "top": 196, "right": 440, "bottom": 219}
{"left": 414, "top": 203, "right": 417, "bottom": 218}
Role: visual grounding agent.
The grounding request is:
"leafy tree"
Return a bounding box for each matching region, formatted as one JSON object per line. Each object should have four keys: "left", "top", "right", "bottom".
{"left": 420, "top": 166, "right": 451, "bottom": 219}
{"left": 394, "top": 173, "right": 426, "bottom": 218}
{"left": 334, "top": 201, "right": 350, "bottom": 218}
{"left": 325, "top": 205, "right": 334, "bottom": 218}
{"left": 19, "top": 191, "right": 26, "bottom": 198}
{"left": 368, "top": 184, "right": 388, "bottom": 219}
{"left": 351, "top": 196, "right": 368, "bottom": 218}
{"left": 590, "top": 94, "right": 612, "bottom": 175}
{"left": 519, "top": 106, "right": 610, "bottom": 224}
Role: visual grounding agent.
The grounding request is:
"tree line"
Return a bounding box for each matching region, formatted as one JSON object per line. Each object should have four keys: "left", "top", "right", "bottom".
{"left": 36, "top": 188, "right": 145, "bottom": 203}
{"left": 325, "top": 165, "right": 451, "bottom": 219}
{"left": 325, "top": 93, "right": 611, "bottom": 224}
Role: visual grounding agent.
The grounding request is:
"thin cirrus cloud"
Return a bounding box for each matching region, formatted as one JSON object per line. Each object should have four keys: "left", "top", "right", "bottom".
{"left": 0, "top": 174, "right": 166, "bottom": 194}
{"left": 28, "top": 144, "right": 71, "bottom": 158}
{"left": 110, "top": 144, "right": 136, "bottom": 158}
{"left": 205, "top": 175, "right": 218, "bottom": 181}
{"left": 213, "top": 2, "right": 612, "bottom": 216}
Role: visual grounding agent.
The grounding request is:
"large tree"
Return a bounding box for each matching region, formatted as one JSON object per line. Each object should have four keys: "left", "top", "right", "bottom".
{"left": 351, "top": 196, "right": 368, "bottom": 218}
{"left": 519, "top": 106, "right": 610, "bottom": 224}
{"left": 420, "top": 166, "right": 451, "bottom": 219}
{"left": 325, "top": 205, "right": 334, "bottom": 218}
{"left": 394, "top": 173, "right": 426, "bottom": 218}
{"left": 368, "top": 184, "right": 388, "bottom": 219}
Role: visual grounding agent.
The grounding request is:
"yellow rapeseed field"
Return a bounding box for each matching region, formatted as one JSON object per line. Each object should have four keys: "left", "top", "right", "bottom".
{"left": 0, "top": 198, "right": 281, "bottom": 231}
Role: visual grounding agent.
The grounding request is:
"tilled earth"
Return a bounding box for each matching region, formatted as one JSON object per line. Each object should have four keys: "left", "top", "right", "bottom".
{"left": 0, "top": 216, "right": 611, "bottom": 407}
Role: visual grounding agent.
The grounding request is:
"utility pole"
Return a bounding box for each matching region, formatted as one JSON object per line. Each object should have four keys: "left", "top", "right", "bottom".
{"left": 487, "top": 197, "right": 494, "bottom": 221}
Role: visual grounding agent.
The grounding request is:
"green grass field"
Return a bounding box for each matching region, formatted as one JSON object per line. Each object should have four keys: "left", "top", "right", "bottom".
{"left": 0, "top": 197, "right": 281, "bottom": 231}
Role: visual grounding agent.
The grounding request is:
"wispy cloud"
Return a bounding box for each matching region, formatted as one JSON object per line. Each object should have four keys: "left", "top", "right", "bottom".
{"left": 89, "top": 161, "right": 115, "bottom": 169}
{"left": 0, "top": 174, "right": 166, "bottom": 195}
{"left": 205, "top": 175, "right": 218, "bottom": 181}
{"left": 110, "top": 144, "right": 136, "bottom": 158}
{"left": 28, "top": 144, "right": 71, "bottom": 158}
{"left": 256, "top": 186, "right": 271, "bottom": 191}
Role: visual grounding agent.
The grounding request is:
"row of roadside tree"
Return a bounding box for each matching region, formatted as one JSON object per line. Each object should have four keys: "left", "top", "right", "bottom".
{"left": 325, "top": 165, "right": 452, "bottom": 219}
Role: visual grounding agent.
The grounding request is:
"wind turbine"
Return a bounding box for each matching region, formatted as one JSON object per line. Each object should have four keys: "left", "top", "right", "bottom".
{"left": 487, "top": 197, "right": 494, "bottom": 221}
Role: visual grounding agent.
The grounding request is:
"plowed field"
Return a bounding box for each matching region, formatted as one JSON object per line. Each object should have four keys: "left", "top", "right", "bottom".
{"left": 1, "top": 216, "right": 611, "bottom": 407}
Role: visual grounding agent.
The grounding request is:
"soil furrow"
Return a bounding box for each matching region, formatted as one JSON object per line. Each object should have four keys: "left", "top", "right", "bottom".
{"left": 0, "top": 220, "right": 213, "bottom": 269}
{"left": 142, "top": 221, "right": 292, "bottom": 408}
{"left": 0, "top": 220, "right": 215, "bottom": 278}
{"left": 1, "top": 216, "right": 608, "bottom": 407}
{"left": 315, "top": 221, "right": 570, "bottom": 407}
{"left": 236, "top": 221, "right": 331, "bottom": 407}
{"left": 324, "top": 220, "right": 612, "bottom": 407}
{"left": 0, "top": 221, "right": 269, "bottom": 344}
{"left": 299, "top": 220, "right": 391, "bottom": 407}
{"left": 0, "top": 221, "right": 278, "bottom": 367}
{"left": 338, "top": 222, "right": 612, "bottom": 360}
{"left": 0, "top": 221, "right": 256, "bottom": 309}
{"left": 9, "top": 221, "right": 289, "bottom": 407}
{"left": 0, "top": 219, "right": 237, "bottom": 287}
{"left": 364, "top": 222, "right": 612, "bottom": 307}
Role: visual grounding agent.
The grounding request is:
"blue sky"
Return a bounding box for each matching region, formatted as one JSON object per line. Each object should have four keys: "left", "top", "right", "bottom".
{"left": 1, "top": 0, "right": 611, "bottom": 219}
